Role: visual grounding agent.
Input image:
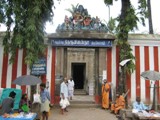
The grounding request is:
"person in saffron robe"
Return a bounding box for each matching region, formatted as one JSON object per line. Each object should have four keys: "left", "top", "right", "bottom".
{"left": 101, "top": 79, "right": 110, "bottom": 109}
{"left": 111, "top": 92, "right": 125, "bottom": 114}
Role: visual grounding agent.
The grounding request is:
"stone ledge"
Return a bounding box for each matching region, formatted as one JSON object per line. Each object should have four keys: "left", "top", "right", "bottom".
{"left": 47, "top": 32, "right": 115, "bottom": 40}
{"left": 119, "top": 109, "right": 133, "bottom": 120}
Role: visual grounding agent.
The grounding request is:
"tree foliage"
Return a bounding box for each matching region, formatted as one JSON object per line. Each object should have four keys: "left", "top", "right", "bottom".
{"left": 65, "top": 4, "right": 79, "bottom": 16}
{"left": 147, "top": 0, "right": 153, "bottom": 34}
{"left": 0, "top": 0, "right": 54, "bottom": 67}
{"left": 104, "top": 0, "right": 114, "bottom": 5}
{"left": 0, "top": 0, "right": 5, "bottom": 23}
{"left": 107, "top": 17, "right": 117, "bottom": 34}
{"left": 104, "top": 0, "right": 148, "bottom": 96}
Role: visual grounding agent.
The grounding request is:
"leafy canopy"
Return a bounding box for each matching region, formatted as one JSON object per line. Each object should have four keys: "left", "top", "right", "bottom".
{"left": 0, "top": 0, "right": 54, "bottom": 67}
{"left": 105, "top": 0, "right": 147, "bottom": 74}
{"left": 104, "top": 0, "right": 147, "bottom": 96}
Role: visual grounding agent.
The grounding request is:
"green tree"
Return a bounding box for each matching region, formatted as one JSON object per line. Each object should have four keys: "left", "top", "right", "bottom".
{"left": 0, "top": 0, "right": 54, "bottom": 67}
{"left": 0, "top": 0, "right": 5, "bottom": 24}
{"left": 147, "top": 0, "right": 153, "bottom": 34}
{"left": 104, "top": 0, "right": 148, "bottom": 107}
{"left": 107, "top": 17, "right": 117, "bottom": 34}
{"left": 65, "top": 4, "right": 79, "bottom": 16}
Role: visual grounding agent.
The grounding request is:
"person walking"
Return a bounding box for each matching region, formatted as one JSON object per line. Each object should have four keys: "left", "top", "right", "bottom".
{"left": 60, "top": 77, "right": 70, "bottom": 114}
{"left": 101, "top": 79, "right": 110, "bottom": 110}
{"left": 40, "top": 83, "right": 51, "bottom": 120}
{"left": 68, "top": 77, "right": 75, "bottom": 100}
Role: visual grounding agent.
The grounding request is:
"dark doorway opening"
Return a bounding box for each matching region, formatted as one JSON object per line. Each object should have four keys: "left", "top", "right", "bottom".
{"left": 72, "top": 63, "right": 86, "bottom": 89}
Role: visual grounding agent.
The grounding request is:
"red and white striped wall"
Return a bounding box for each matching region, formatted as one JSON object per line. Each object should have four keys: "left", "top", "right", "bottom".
{"left": 0, "top": 45, "right": 56, "bottom": 103}
{"left": 108, "top": 34, "right": 160, "bottom": 104}
{"left": 0, "top": 47, "right": 30, "bottom": 96}
{"left": 0, "top": 34, "right": 160, "bottom": 104}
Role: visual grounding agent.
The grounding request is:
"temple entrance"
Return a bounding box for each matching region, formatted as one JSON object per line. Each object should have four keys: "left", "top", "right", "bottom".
{"left": 72, "top": 63, "right": 86, "bottom": 89}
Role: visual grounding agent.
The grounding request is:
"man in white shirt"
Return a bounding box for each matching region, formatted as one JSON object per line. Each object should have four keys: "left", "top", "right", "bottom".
{"left": 133, "top": 97, "right": 149, "bottom": 112}
{"left": 68, "top": 77, "right": 75, "bottom": 100}
{"left": 60, "top": 77, "right": 69, "bottom": 114}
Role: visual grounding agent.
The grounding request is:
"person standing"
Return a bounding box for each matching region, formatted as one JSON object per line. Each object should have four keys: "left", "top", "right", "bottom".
{"left": 68, "top": 77, "right": 75, "bottom": 100}
{"left": 0, "top": 91, "right": 16, "bottom": 115}
{"left": 101, "top": 79, "right": 110, "bottom": 110}
{"left": 60, "top": 77, "right": 69, "bottom": 114}
{"left": 40, "top": 83, "right": 51, "bottom": 120}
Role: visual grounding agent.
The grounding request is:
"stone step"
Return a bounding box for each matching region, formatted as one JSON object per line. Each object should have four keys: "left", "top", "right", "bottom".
{"left": 70, "top": 100, "right": 95, "bottom": 104}
{"left": 70, "top": 100, "right": 100, "bottom": 108}
{"left": 69, "top": 103, "right": 100, "bottom": 108}
{"left": 72, "top": 95, "right": 94, "bottom": 101}
{"left": 54, "top": 102, "right": 100, "bottom": 108}
{"left": 74, "top": 89, "right": 87, "bottom": 95}
{"left": 54, "top": 95, "right": 100, "bottom": 108}
{"left": 69, "top": 95, "right": 100, "bottom": 108}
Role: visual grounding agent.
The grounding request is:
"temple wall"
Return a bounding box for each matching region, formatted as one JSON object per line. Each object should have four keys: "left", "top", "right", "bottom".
{"left": 1, "top": 33, "right": 160, "bottom": 104}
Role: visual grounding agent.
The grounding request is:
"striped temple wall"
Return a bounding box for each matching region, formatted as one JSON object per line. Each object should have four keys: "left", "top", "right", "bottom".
{"left": 0, "top": 34, "right": 160, "bottom": 105}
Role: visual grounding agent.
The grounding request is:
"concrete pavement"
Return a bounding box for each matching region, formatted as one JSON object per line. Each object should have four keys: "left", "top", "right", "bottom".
{"left": 48, "top": 95, "right": 118, "bottom": 120}
{"left": 48, "top": 106, "right": 118, "bottom": 120}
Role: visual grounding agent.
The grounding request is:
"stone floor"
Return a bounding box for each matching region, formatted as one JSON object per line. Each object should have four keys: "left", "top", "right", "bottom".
{"left": 48, "top": 107, "right": 118, "bottom": 120}
{"left": 48, "top": 95, "right": 117, "bottom": 120}
{"left": 71, "top": 95, "right": 94, "bottom": 102}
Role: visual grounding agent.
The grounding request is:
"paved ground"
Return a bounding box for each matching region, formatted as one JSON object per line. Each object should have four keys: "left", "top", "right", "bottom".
{"left": 47, "top": 95, "right": 118, "bottom": 120}
{"left": 48, "top": 107, "right": 118, "bottom": 120}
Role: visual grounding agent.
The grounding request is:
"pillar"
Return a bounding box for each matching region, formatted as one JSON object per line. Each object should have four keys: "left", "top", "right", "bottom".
{"left": 63, "top": 48, "right": 67, "bottom": 78}
{"left": 95, "top": 48, "right": 101, "bottom": 104}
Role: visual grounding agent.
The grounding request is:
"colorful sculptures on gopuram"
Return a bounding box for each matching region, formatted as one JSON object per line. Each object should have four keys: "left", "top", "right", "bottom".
{"left": 56, "top": 5, "right": 108, "bottom": 32}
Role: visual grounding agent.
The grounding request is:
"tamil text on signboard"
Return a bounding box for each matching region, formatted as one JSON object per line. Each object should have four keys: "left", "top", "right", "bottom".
{"left": 31, "top": 58, "right": 46, "bottom": 75}
{"left": 50, "top": 39, "right": 112, "bottom": 47}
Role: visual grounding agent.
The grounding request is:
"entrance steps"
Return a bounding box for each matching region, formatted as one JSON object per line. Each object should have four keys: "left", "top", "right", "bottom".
{"left": 74, "top": 89, "right": 87, "bottom": 95}
{"left": 69, "top": 95, "right": 100, "bottom": 108}
{"left": 54, "top": 90, "right": 101, "bottom": 108}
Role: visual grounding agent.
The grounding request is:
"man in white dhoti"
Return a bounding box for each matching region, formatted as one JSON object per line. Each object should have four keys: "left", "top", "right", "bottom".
{"left": 60, "top": 77, "right": 69, "bottom": 114}
{"left": 68, "top": 77, "right": 75, "bottom": 100}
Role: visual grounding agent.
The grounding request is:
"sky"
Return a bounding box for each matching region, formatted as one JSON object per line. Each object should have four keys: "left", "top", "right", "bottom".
{"left": 0, "top": 0, "right": 160, "bottom": 34}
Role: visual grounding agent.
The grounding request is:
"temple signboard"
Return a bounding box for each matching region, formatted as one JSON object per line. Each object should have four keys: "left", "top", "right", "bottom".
{"left": 50, "top": 39, "right": 112, "bottom": 47}
{"left": 31, "top": 58, "right": 46, "bottom": 75}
